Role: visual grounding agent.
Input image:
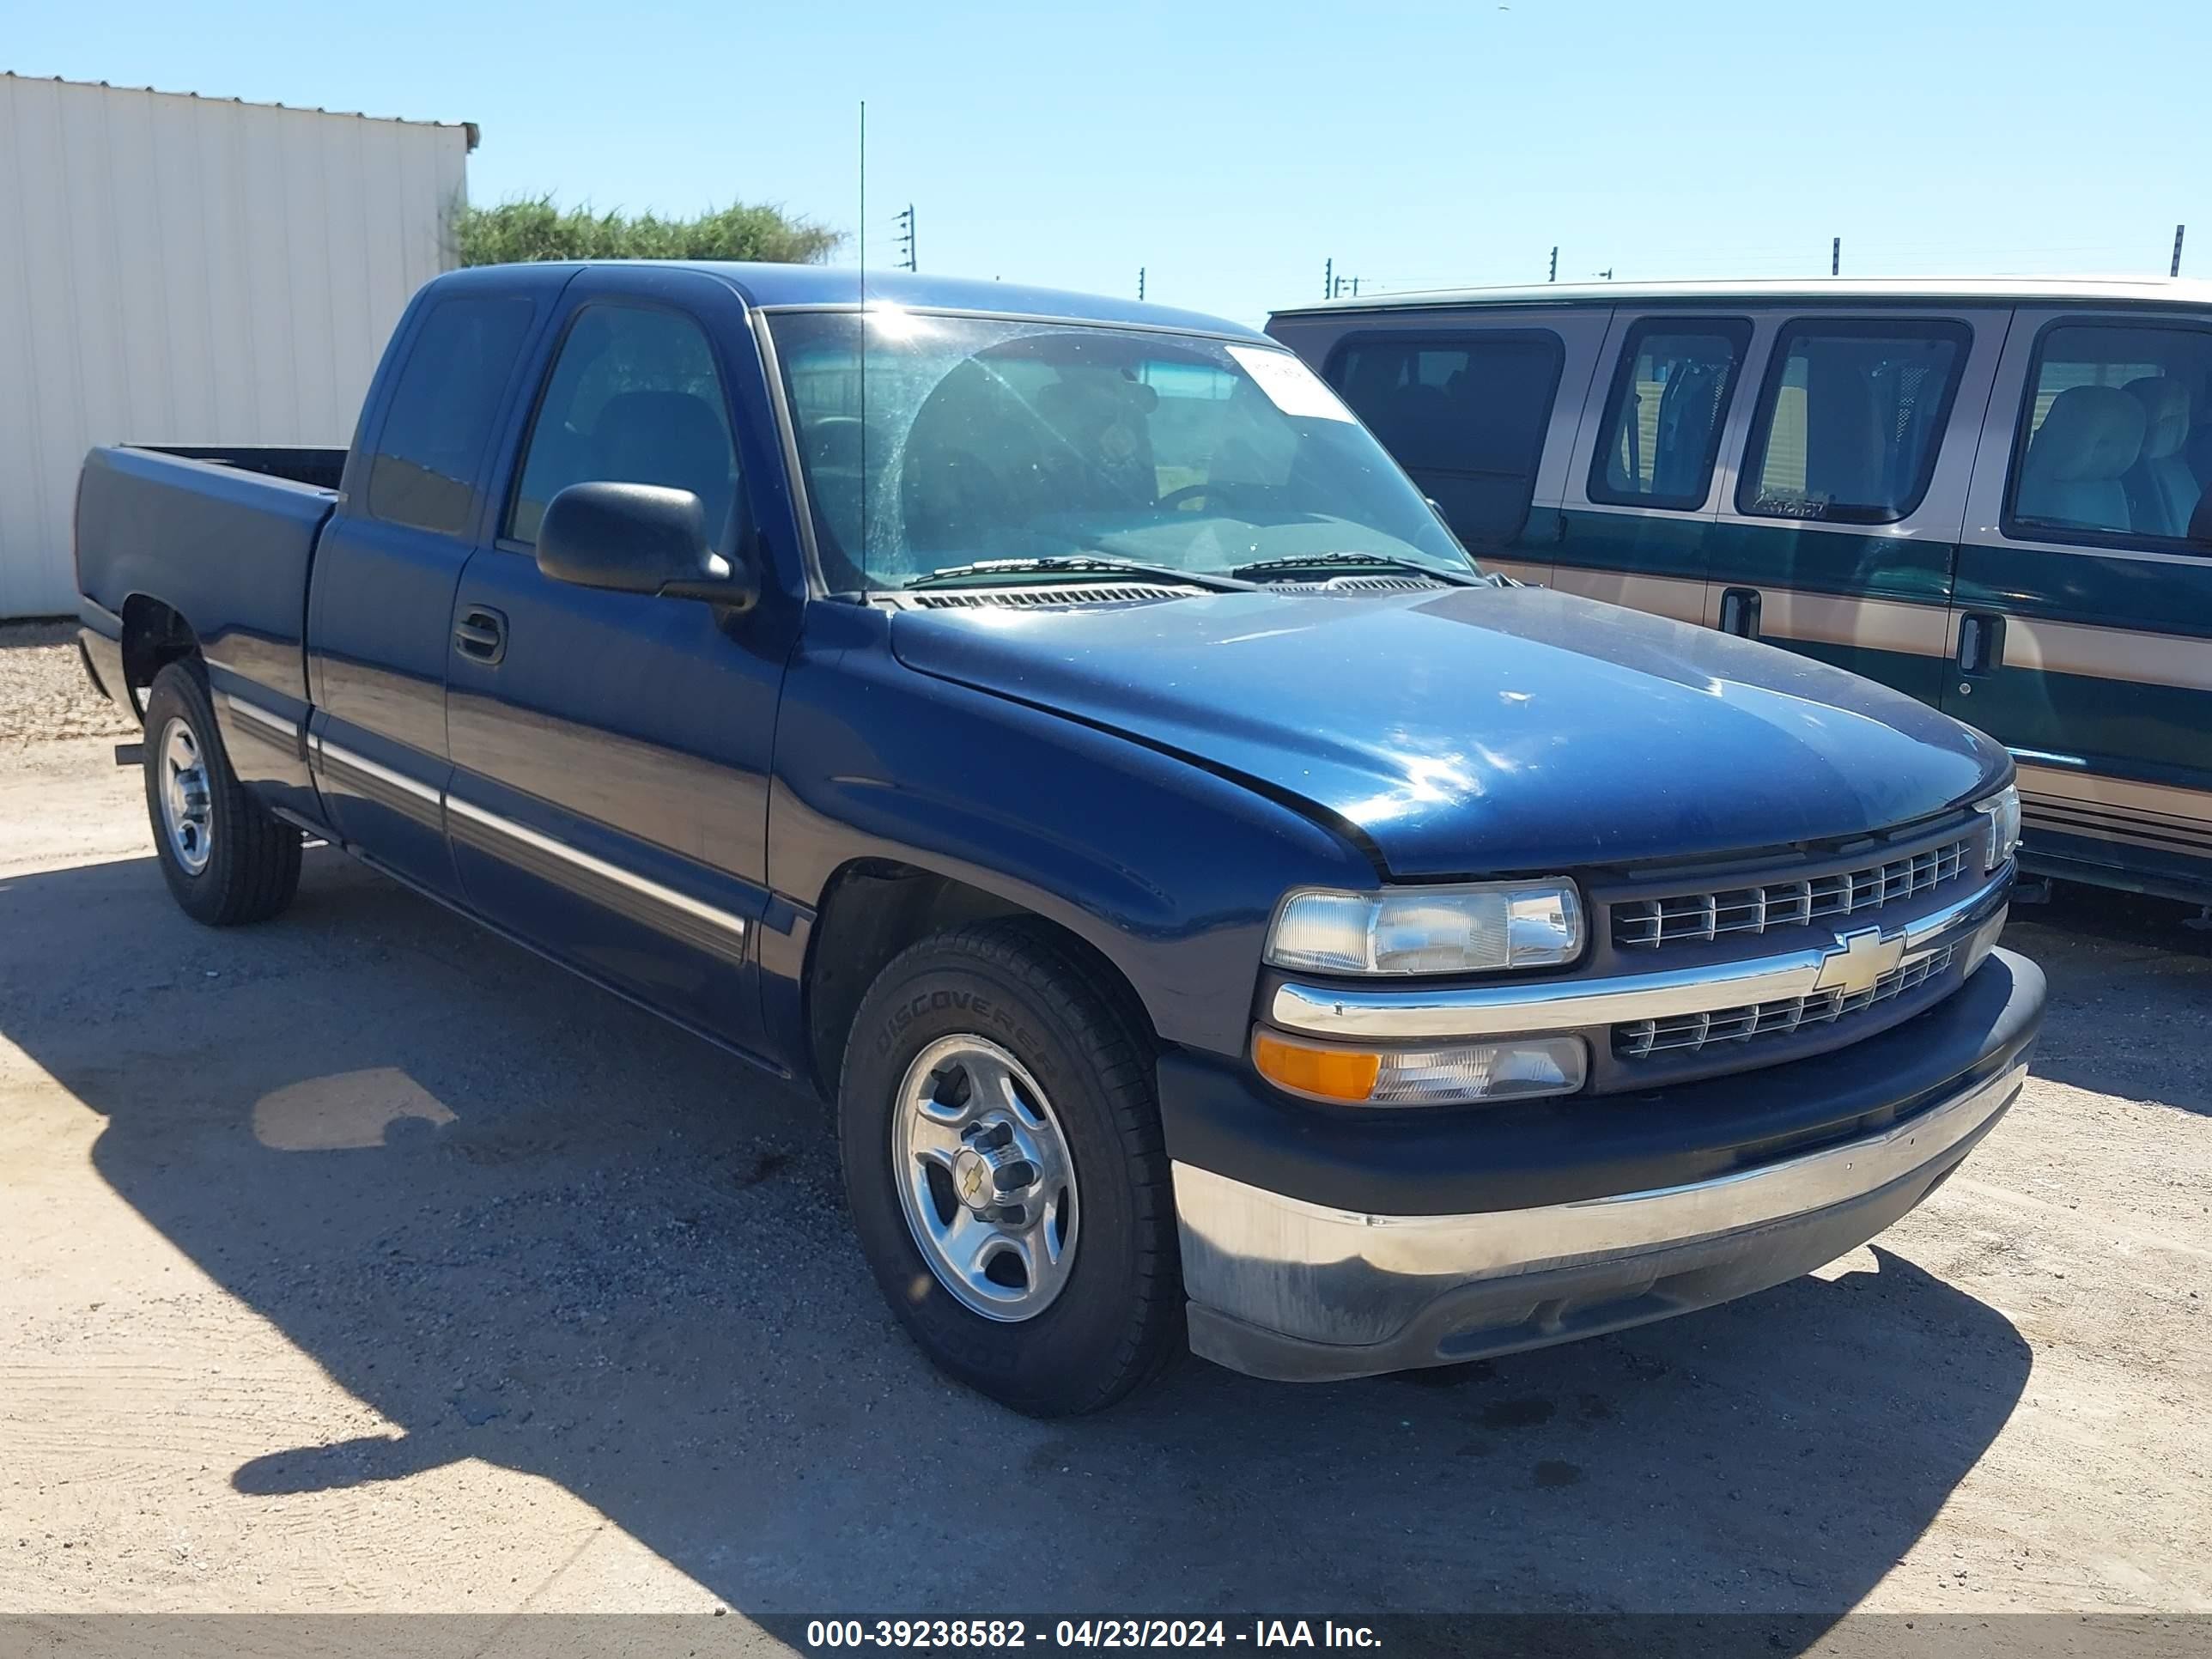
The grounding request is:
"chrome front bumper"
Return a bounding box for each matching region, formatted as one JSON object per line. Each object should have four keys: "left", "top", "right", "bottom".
{"left": 1175, "top": 1059, "right": 2027, "bottom": 1382}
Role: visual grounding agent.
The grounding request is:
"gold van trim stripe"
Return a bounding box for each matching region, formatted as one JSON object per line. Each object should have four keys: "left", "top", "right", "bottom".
{"left": 2024, "top": 802, "right": 2212, "bottom": 852}
{"left": 1750, "top": 590, "right": 1948, "bottom": 659}
{"left": 2025, "top": 795, "right": 2212, "bottom": 838}
{"left": 1544, "top": 568, "right": 1705, "bottom": 624}
{"left": 2016, "top": 763, "right": 2212, "bottom": 823}
{"left": 1998, "top": 617, "right": 2212, "bottom": 695}
{"left": 2026, "top": 814, "right": 2212, "bottom": 859}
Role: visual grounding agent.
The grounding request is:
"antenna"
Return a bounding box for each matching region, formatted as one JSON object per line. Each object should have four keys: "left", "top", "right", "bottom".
{"left": 858, "top": 101, "right": 869, "bottom": 592}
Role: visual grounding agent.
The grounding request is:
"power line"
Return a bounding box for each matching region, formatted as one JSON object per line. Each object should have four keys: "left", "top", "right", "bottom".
{"left": 893, "top": 204, "right": 916, "bottom": 273}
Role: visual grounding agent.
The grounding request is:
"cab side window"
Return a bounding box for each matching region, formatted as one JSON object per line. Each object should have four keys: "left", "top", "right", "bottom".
{"left": 507, "top": 304, "right": 743, "bottom": 548}
{"left": 1589, "top": 319, "right": 1750, "bottom": 510}
{"left": 367, "top": 296, "right": 538, "bottom": 535}
{"left": 2007, "top": 321, "right": 2212, "bottom": 547}
{"left": 1738, "top": 319, "right": 1969, "bottom": 525}
{"left": 1328, "top": 331, "right": 1564, "bottom": 547}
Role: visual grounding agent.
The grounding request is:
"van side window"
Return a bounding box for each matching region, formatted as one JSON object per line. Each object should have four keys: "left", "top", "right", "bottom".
{"left": 507, "top": 304, "right": 743, "bottom": 548}
{"left": 1739, "top": 319, "right": 1969, "bottom": 525}
{"left": 1588, "top": 319, "right": 1750, "bottom": 511}
{"left": 367, "top": 296, "right": 538, "bottom": 535}
{"left": 1327, "top": 331, "right": 1564, "bottom": 547}
{"left": 2007, "top": 321, "right": 2212, "bottom": 547}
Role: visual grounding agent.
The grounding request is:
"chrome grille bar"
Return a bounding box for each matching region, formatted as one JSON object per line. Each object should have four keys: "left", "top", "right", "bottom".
{"left": 1615, "top": 945, "right": 1955, "bottom": 1060}
{"left": 1614, "top": 836, "right": 1970, "bottom": 950}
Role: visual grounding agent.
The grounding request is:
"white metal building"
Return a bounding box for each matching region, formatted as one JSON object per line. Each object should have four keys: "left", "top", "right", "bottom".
{"left": 0, "top": 73, "right": 476, "bottom": 617}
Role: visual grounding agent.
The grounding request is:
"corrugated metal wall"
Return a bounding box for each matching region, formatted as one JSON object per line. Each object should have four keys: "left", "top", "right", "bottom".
{"left": 0, "top": 76, "right": 471, "bottom": 617}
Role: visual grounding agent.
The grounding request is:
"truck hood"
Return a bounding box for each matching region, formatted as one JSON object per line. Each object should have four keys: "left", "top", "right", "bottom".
{"left": 887, "top": 585, "right": 2009, "bottom": 878}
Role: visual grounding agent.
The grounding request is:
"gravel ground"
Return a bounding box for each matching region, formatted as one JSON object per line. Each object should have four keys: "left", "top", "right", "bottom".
{"left": 0, "top": 621, "right": 135, "bottom": 748}
{"left": 2, "top": 711, "right": 2208, "bottom": 1638}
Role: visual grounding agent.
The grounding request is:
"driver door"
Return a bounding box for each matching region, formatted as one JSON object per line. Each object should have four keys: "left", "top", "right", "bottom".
{"left": 442, "top": 267, "right": 793, "bottom": 1057}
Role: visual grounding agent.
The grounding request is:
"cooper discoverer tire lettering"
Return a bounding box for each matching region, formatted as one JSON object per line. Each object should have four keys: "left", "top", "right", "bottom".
{"left": 838, "top": 917, "right": 1181, "bottom": 1416}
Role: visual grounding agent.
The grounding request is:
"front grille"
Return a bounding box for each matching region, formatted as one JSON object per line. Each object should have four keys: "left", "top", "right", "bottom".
{"left": 1614, "top": 945, "right": 1954, "bottom": 1060}
{"left": 1613, "top": 836, "right": 1970, "bottom": 951}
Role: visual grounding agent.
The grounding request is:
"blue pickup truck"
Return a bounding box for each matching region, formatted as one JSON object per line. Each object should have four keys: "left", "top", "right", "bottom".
{"left": 75, "top": 262, "right": 2044, "bottom": 1415}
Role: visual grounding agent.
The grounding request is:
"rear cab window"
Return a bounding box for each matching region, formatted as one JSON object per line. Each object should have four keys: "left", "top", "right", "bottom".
{"left": 1325, "top": 331, "right": 1564, "bottom": 547}
{"left": 1739, "top": 319, "right": 1970, "bottom": 525}
{"left": 1589, "top": 319, "right": 1751, "bottom": 509}
{"left": 366, "top": 296, "right": 538, "bottom": 536}
{"left": 2006, "top": 319, "right": 2212, "bottom": 549}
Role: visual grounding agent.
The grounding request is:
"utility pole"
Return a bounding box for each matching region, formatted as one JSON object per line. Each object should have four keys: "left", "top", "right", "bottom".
{"left": 1138, "top": 266, "right": 1146, "bottom": 301}
{"left": 2173, "top": 225, "right": 2187, "bottom": 278}
{"left": 893, "top": 204, "right": 916, "bottom": 272}
{"left": 1323, "top": 257, "right": 1334, "bottom": 300}
{"left": 1548, "top": 246, "right": 1558, "bottom": 283}
{"left": 1832, "top": 236, "right": 1841, "bottom": 276}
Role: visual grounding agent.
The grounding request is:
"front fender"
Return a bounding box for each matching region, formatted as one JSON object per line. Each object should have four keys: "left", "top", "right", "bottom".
{"left": 766, "top": 605, "right": 1374, "bottom": 1059}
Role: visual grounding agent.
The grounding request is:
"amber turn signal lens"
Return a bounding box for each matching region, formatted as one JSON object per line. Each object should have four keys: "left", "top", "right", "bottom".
{"left": 1251, "top": 1030, "right": 1383, "bottom": 1103}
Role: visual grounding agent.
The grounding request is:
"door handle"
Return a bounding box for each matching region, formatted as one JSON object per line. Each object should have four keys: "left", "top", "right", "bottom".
{"left": 1718, "top": 586, "right": 1762, "bottom": 640}
{"left": 454, "top": 605, "right": 507, "bottom": 665}
{"left": 1956, "top": 611, "right": 2006, "bottom": 676}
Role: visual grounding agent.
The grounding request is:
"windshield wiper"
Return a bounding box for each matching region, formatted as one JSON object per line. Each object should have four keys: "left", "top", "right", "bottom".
{"left": 906, "top": 556, "right": 1258, "bottom": 593}
{"left": 1229, "top": 551, "right": 1488, "bottom": 587}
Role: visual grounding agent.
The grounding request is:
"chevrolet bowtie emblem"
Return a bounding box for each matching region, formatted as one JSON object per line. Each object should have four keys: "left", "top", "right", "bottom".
{"left": 1812, "top": 926, "right": 1908, "bottom": 1000}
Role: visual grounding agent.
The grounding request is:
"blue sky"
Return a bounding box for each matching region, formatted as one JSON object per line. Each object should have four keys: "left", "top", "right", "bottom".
{"left": 11, "top": 0, "right": 2206, "bottom": 324}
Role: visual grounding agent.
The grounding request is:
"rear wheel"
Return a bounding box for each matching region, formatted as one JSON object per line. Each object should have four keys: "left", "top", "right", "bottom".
{"left": 142, "top": 662, "right": 301, "bottom": 927}
{"left": 838, "top": 918, "right": 1182, "bottom": 1416}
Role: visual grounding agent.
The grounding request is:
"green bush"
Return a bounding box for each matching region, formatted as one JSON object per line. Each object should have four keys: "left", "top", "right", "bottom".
{"left": 454, "top": 195, "right": 842, "bottom": 267}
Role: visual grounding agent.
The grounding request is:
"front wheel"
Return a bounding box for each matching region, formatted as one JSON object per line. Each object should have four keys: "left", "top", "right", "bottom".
{"left": 142, "top": 662, "right": 301, "bottom": 927}
{"left": 838, "top": 918, "right": 1182, "bottom": 1416}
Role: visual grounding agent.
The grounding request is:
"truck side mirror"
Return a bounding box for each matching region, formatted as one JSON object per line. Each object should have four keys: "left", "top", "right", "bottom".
{"left": 536, "top": 481, "right": 758, "bottom": 611}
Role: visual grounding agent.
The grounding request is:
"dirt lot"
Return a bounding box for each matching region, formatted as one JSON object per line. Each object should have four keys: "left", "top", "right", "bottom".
{"left": 2, "top": 641, "right": 2209, "bottom": 1636}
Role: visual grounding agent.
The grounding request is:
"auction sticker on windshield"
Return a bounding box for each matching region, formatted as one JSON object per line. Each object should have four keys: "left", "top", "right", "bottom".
{"left": 1225, "top": 345, "right": 1356, "bottom": 422}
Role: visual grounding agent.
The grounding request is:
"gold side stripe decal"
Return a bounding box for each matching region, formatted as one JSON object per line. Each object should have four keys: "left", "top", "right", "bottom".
{"left": 1528, "top": 562, "right": 2212, "bottom": 690}
{"left": 1752, "top": 591, "right": 1947, "bottom": 659}
{"left": 2000, "top": 616, "right": 2212, "bottom": 696}
{"left": 2026, "top": 813, "right": 2212, "bottom": 858}
{"left": 2016, "top": 763, "right": 2212, "bottom": 823}
{"left": 1543, "top": 568, "right": 1705, "bottom": 623}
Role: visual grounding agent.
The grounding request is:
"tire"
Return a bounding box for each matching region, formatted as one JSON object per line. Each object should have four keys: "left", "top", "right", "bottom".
{"left": 142, "top": 661, "right": 302, "bottom": 927}
{"left": 839, "top": 917, "right": 1182, "bottom": 1416}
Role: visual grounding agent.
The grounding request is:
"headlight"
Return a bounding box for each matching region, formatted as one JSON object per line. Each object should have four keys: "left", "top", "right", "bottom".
{"left": 1252, "top": 1028, "right": 1587, "bottom": 1106}
{"left": 1972, "top": 785, "right": 2021, "bottom": 872}
{"left": 1266, "top": 881, "right": 1583, "bottom": 975}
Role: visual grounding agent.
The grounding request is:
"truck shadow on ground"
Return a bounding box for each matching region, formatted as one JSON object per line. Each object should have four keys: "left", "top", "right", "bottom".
{"left": 4, "top": 850, "right": 2036, "bottom": 1625}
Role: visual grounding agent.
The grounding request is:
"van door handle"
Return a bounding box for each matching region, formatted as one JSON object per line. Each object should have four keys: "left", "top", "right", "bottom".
{"left": 1718, "top": 586, "right": 1762, "bottom": 640}
{"left": 454, "top": 605, "right": 507, "bottom": 665}
{"left": 1957, "top": 611, "right": 2005, "bottom": 675}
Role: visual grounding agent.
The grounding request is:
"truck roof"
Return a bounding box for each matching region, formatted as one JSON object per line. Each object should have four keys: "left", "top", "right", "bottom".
{"left": 443, "top": 261, "right": 1269, "bottom": 341}
{"left": 1268, "top": 274, "right": 2212, "bottom": 318}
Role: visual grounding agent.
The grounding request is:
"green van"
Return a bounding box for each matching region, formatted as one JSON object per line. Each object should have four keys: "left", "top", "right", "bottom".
{"left": 1268, "top": 278, "right": 2212, "bottom": 907}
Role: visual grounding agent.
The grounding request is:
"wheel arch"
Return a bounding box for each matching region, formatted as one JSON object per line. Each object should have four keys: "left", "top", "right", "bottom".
{"left": 118, "top": 594, "right": 202, "bottom": 715}
{"left": 800, "top": 859, "right": 1158, "bottom": 1101}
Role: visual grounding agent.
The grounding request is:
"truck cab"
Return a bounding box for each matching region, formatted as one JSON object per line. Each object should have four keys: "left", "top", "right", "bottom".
{"left": 76, "top": 262, "right": 2044, "bottom": 1414}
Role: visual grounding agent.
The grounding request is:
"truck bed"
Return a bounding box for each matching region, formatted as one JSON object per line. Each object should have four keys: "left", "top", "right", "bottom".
{"left": 75, "top": 444, "right": 342, "bottom": 714}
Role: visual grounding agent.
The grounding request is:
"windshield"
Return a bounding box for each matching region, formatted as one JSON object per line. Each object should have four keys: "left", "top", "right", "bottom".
{"left": 768, "top": 309, "right": 1480, "bottom": 592}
